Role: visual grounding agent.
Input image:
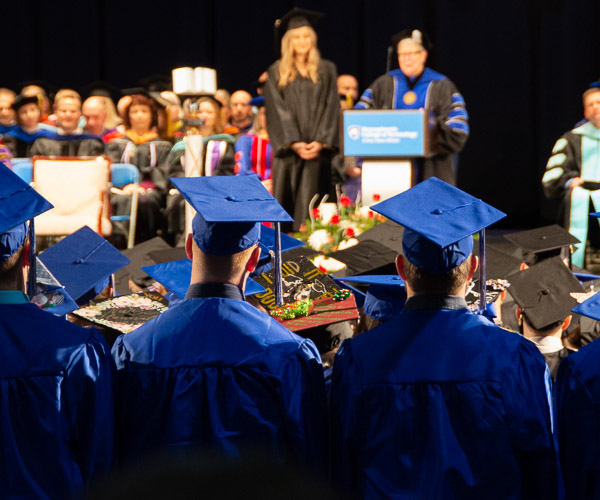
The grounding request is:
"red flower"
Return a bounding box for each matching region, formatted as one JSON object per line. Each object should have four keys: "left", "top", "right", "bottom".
{"left": 311, "top": 207, "right": 320, "bottom": 218}
{"left": 319, "top": 266, "right": 327, "bottom": 273}
{"left": 372, "top": 193, "right": 381, "bottom": 202}
{"left": 340, "top": 195, "right": 352, "bottom": 207}
{"left": 368, "top": 211, "right": 374, "bottom": 219}
{"left": 345, "top": 227, "right": 355, "bottom": 238}
{"left": 331, "top": 214, "right": 340, "bottom": 224}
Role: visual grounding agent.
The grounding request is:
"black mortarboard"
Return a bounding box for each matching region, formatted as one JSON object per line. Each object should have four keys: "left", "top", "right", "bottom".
{"left": 507, "top": 256, "right": 584, "bottom": 331}
{"left": 275, "top": 8, "right": 323, "bottom": 32}
{"left": 327, "top": 240, "right": 398, "bottom": 277}
{"left": 11, "top": 94, "right": 39, "bottom": 111}
{"left": 391, "top": 29, "right": 433, "bottom": 52}
{"left": 504, "top": 225, "right": 579, "bottom": 266}
{"left": 138, "top": 74, "right": 172, "bottom": 93}
{"left": 476, "top": 244, "right": 522, "bottom": 280}
{"left": 113, "top": 237, "right": 173, "bottom": 295}
{"left": 357, "top": 219, "right": 404, "bottom": 254}
{"left": 273, "top": 8, "right": 323, "bottom": 57}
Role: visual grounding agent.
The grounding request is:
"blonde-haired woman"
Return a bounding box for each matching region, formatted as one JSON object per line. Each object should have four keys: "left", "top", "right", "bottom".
{"left": 265, "top": 10, "right": 339, "bottom": 232}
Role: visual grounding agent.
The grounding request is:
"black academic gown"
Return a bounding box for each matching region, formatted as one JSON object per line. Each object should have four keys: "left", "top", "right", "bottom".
{"left": 106, "top": 136, "right": 173, "bottom": 246}
{"left": 30, "top": 131, "right": 104, "bottom": 157}
{"left": 265, "top": 60, "right": 339, "bottom": 232}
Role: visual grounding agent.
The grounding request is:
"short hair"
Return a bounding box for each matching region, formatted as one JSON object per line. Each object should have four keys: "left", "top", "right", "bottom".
{"left": 197, "top": 97, "right": 224, "bottom": 135}
{"left": 402, "top": 255, "right": 471, "bottom": 295}
{"left": 522, "top": 313, "right": 564, "bottom": 334}
{"left": 583, "top": 87, "right": 600, "bottom": 106}
{"left": 122, "top": 94, "right": 158, "bottom": 129}
{"left": 54, "top": 89, "right": 81, "bottom": 107}
{"left": 194, "top": 243, "right": 256, "bottom": 283}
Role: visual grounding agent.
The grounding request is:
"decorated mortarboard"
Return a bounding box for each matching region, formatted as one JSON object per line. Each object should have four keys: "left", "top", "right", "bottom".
{"left": 114, "top": 237, "right": 172, "bottom": 295}
{"left": 391, "top": 29, "right": 433, "bottom": 51}
{"left": 72, "top": 291, "right": 169, "bottom": 334}
{"left": 331, "top": 276, "right": 366, "bottom": 308}
{"left": 141, "top": 258, "right": 266, "bottom": 299}
{"left": 371, "top": 177, "right": 505, "bottom": 274}
{"left": 170, "top": 176, "right": 292, "bottom": 256}
{"left": 252, "top": 255, "right": 341, "bottom": 309}
{"left": 270, "top": 293, "right": 359, "bottom": 333}
{"left": 465, "top": 277, "right": 511, "bottom": 313}
{"left": 38, "top": 226, "right": 131, "bottom": 304}
{"left": 327, "top": 240, "right": 398, "bottom": 276}
{"left": 30, "top": 257, "right": 79, "bottom": 316}
{"left": 357, "top": 219, "right": 404, "bottom": 254}
{"left": 504, "top": 225, "right": 579, "bottom": 264}
{"left": 507, "top": 256, "right": 584, "bottom": 331}
{"left": 341, "top": 275, "right": 406, "bottom": 322}
{"left": 11, "top": 94, "right": 40, "bottom": 111}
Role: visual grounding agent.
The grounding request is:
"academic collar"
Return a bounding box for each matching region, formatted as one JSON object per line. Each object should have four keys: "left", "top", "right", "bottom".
{"left": 573, "top": 120, "right": 600, "bottom": 139}
{"left": 185, "top": 282, "right": 245, "bottom": 301}
{"left": 403, "top": 294, "right": 467, "bottom": 311}
{"left": 528, "top": 335, "right": 564, "bottom": 354}
{"left": 0, "top": 290, "right": 29, "bottom": 304}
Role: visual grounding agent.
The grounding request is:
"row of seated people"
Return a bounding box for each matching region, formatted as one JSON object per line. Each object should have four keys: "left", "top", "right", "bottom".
{"left": 0, "top": 86, "right": 272, "bottom": 247}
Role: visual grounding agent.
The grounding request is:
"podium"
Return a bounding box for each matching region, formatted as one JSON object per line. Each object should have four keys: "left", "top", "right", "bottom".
{"left": 342, "top": 109, "right": 436, "bottom": 205}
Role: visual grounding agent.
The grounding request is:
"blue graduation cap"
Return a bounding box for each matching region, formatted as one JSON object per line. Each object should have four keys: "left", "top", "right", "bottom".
{"left": 38, "top": 226, "right": 131, "bottom": 304}
{"left": 340, "top": 275, "right": 406, "bottom": 322}
{"left": 0, "top": 162, "right": 53, "bottom": 295}
{"left": 371, "top": 177, "right": 505, "bottom": 313}
{"left": 141, "top": 258, "right": 266, "bottom": 299}
{"left": 170, "top": 176, "right": 292, "bottom": 305}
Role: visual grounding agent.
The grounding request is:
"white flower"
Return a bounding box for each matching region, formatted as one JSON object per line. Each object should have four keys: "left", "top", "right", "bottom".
{"left": 312, "top": 255, "right": 346, "bottom": 273}
{"left": 308, "top": 229, "right": 331, "bottom": 251}
{"left": 317, "top": 203, "right": 338, "bottom": 225}
{"left": 337, "top": 238, "right": 360, "bottom": 250}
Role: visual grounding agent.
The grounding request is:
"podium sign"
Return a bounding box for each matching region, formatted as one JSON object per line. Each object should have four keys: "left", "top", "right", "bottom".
{"left": 342, "top": 109, "right": 430, "bottom": 158}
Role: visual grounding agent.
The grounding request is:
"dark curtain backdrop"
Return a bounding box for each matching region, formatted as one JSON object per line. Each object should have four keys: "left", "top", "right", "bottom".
{"left": 4, "top": 0, "right": 600, "bottom": 228}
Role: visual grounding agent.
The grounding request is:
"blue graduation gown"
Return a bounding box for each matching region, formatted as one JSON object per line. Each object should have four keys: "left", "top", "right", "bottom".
{"left": 556, "top": 338, "right": 600, "bottom": 499}
{"left": 331, "top": 295, "right": 560, "bottom": 500}
{"left": 112, "top": 284, "right": 328, "bottom": 473}
{"left": 0, "top": 301, "right": 114, "bottom": 500}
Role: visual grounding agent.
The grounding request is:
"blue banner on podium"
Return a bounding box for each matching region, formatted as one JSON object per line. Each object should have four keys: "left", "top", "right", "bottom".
{"left": 343, "top": 109, "right": 430, "bottom": 157}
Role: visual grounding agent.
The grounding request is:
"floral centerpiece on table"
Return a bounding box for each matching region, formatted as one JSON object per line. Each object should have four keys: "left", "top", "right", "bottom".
{"left": 294, "top": 193, "right": 386, "bottom": 255}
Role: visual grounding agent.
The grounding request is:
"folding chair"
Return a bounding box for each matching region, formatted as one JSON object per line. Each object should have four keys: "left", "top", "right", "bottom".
{"left": 110, "top": 163, "right": 140, "bottom": 249}
{"left": 31, "top": 155, "right": 112, "bottom": 238}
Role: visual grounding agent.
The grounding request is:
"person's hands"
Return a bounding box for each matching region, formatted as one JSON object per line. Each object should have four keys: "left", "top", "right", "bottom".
{"left": 303, "top": 141, "right": 323, "bottom": 159}
{"left": 291, "top": 142, "right": 308, "bottom": 158}
{"left": 122, "top": 183, "right": 146, "bottom": 195}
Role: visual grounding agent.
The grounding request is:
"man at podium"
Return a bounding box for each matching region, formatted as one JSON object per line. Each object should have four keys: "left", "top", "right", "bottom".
{"left": 356, "top": 29, "right": 469, "bottom": 185}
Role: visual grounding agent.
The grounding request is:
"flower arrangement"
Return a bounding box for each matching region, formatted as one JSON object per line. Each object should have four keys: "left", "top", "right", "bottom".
{"left": 294, "top": 193, "right": 385, "bottom": 254}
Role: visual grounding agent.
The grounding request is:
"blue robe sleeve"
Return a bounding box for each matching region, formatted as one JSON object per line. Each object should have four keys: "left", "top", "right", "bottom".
{"left": 63, "top": 328, "right": 114, "bottom": 486}
{"left": 277, "top": 338, "right": 329, "bottom": 475}
{"left": 330, "top": 339, "right": 360, "bottom": 493}
{"left": 556, "top": 354, "right": 600, "bottom": 499}
{"left": 502, "top": 342, "right": 562, "bottom": 500}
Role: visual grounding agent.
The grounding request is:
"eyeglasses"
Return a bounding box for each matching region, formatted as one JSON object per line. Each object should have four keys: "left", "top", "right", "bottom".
{"left": 398, "top": 50, "right": 423, "bottom": 58}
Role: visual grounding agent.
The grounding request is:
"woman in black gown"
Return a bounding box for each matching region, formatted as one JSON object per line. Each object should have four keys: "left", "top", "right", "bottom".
{"left": 264, "top": 11, "right": 339, "bottom": 231}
